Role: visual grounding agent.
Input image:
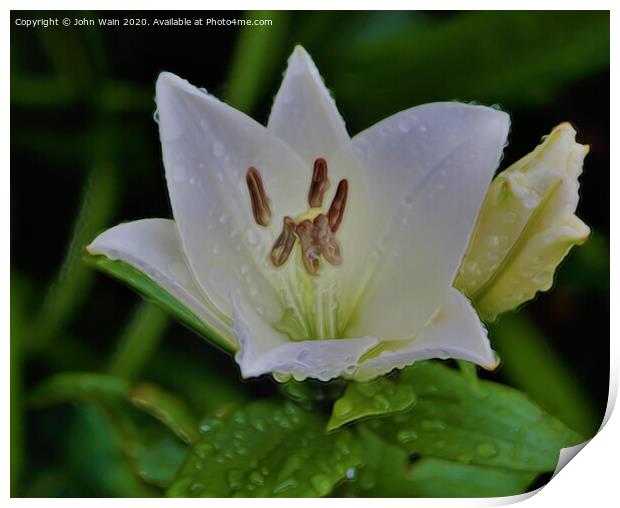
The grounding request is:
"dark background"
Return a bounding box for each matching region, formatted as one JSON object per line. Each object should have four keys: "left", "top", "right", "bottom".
{"left": 11, "top": 10, "right": 609, "bottom": 497}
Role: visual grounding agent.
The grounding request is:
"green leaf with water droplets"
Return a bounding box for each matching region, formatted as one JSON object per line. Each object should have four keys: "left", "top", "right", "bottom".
{"left": 361, "top": 362, "right": 583, "bottom": 473}
{"left": 350, "top": 426, "right": 536, "bottom": 497}
{"left": 327, "top": 377, "right": 417, "bottom": 431}
{"left": 167, "top": 400, "right": 362, "bottom": 497}
{"left": 85, "top": 255, "right": 235, "bottom": 353}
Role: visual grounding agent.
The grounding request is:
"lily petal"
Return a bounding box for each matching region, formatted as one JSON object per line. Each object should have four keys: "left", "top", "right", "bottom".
{"left": 156, "top": 72, "right": 310, "bottom": 322}
{"left": 268, "top": 47, "right": 374, "bottom": 316}
{"left": 348, "top": 103, "right": 510, "bottom": 340}
{"left": 232, "top": 292, "right": 378, "bottom": 382}
{"left": 353, "top": 288, "right": 497, "bottom": 381}
{"left": 87, "top": 218, "right": 235, "bottom": 347}
{"left": 268, "top": 46, "right": 350, "bottom": 164}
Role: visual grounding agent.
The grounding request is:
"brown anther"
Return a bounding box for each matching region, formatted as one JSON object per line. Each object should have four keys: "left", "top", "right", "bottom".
{"left": 314, "top": 214, "right": 341, "bottom": 265}
{"left": 246, "top": 167, "right": 271, "bottom": 227}
{"left": 296, "top": 219, "right": 321, "bottom": 276}
{"left": 269, "top": 216, "right": 297, "bottom": 267}
{"left": 327, "top": 179, "right": 348, "bottom": 232}
{"left": 308, "top": 158, "right": 330, "bottom": 207}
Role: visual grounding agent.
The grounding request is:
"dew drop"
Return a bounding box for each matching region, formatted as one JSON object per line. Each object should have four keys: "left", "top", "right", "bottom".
{"left": 334, "top": 399, "right": 353, "bottom": 417}
{"left": 533, "top": 273, "right": 547, "bottom": 285}
{"left": 249, "top": 470, "right": 265, "bottom": 486}
{"left": 398, "top": 119, "right": 411, "bottom": 133}
{"left": 188, "top": 482, "right": 204, "bottom": 496}
{"left": 488, "top": 235, "right": 500, "bottom": 247}
{"left": 397, "top": 429, "right": 419, "bottom": 443}
{"left": 476, "top": 441, "right": 498, "bottom": 458}
{"left": 273, "top": 478, "right": 298, "bottom": 494}
{"left": 345, "top": 467, "right": 357, "bottom": 480}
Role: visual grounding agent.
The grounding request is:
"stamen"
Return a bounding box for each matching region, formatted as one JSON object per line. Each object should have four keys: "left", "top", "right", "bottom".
{"left": 246, "top": 167, "right": 271, "bottom": 227}
{"left": 314, "top": 214, "right": 341, "bottom": 265}
{"left": 327, "top": 179, "right": 348, "bottom": 232}
{"left": 296, "top": 219, "right": 321, "bottom": 276}
{"left": 270, "top": 216, "right": 297, "bottom": 267}
{"left": 308, "top": 158, "right": 330, "bottom": 207}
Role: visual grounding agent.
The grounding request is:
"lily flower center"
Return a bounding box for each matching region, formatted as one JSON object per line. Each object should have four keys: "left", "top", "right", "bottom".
{"left": 246, "top": 158, "right": 348, "bottom": 276}
{"left": 245, "top": 158, "right": 350, "bottom": 340}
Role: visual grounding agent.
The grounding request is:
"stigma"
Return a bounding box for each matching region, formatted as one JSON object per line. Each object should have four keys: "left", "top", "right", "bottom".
{"left": 245, "top": 158, "right": 348, "bottom": 276}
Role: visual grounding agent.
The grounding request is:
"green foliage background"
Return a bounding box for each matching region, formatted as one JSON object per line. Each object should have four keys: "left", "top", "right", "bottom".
{"left": 10, "top": 10, "right": 609, "bottom": 497}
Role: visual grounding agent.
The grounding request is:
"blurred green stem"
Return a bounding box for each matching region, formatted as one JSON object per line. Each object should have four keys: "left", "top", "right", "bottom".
{"left": 108, "top": 303, "right": 169, "bottom": 383}
{"left": 10, "top": 276, "right": 28, "bottom": 495}
{"left": 223, "top": 10, "right": 290, "bottom": 114}
{"left": 490, "top": 313, "right": 600, "bottom": 437}
{"left": 28, "top": 165, "right": 118, "bottom": 354}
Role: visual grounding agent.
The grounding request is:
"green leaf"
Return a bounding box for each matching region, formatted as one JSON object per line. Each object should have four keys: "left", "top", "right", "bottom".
{"left": 361, "top": 362, "right": 583, "bottom": 472}
{"left": 352, "top": 427, "right": 536, "bottom": 497}
{"left": 85, "top": 255, "right": 235, "bottom": 353}
{"left": 327, "top": 377, "right": 417, "bottom": 431}
{"left": 28, "top": 373, "right": 193, "bottom": 490}
{"left": 490, "top": 314, "right": 600, "bottom": 438}
{"left": 168, "top": 400, "right": 362, "bottom": 497}
{"left": 131, "top": 383, "right": 199, "bottom": 444}
{"left": 28, "top": 372, "right": 130, "bottom": 408}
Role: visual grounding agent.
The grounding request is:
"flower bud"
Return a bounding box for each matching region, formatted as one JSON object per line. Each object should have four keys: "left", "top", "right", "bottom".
{"left": 455, "top": 123, "right": 590, "bottom": 321}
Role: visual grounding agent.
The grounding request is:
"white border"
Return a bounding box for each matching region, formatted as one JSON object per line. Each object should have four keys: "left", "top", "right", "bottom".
{"left": 4, "top": 2, "right": 616, "bottom": 506}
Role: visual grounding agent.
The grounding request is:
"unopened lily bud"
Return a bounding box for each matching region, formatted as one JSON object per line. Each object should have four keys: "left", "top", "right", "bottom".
{"left": 455, "top": 123, "right": 590, "bottom": 321}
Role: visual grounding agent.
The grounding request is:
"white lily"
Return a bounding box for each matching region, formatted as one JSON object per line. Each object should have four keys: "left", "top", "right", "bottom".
{"left": 88, "top": 46, "right": 511, "bottom": 382}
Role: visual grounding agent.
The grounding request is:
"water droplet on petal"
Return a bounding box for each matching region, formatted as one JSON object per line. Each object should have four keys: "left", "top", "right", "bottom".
{"left": 398, "top": 119, "right": 411, "bottom": 133}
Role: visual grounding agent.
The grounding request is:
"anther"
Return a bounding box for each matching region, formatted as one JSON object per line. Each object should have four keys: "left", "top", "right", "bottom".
{"left": 327, "top": 179, "right": 348, "bottom": 232}
{"left": 246, "top": 167, "right": 271, "bottom": 227}
{"left": 308, "top": 158, "right": 330, "bottom": 207}
{"left": 270, "top": 217, "right": 297, "bottom": 267}
{"left": 314, "top": 214, "right": 341, "bottom": 265}
{"left": 296, "top": 220, "right": 321, "bottom": 276}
